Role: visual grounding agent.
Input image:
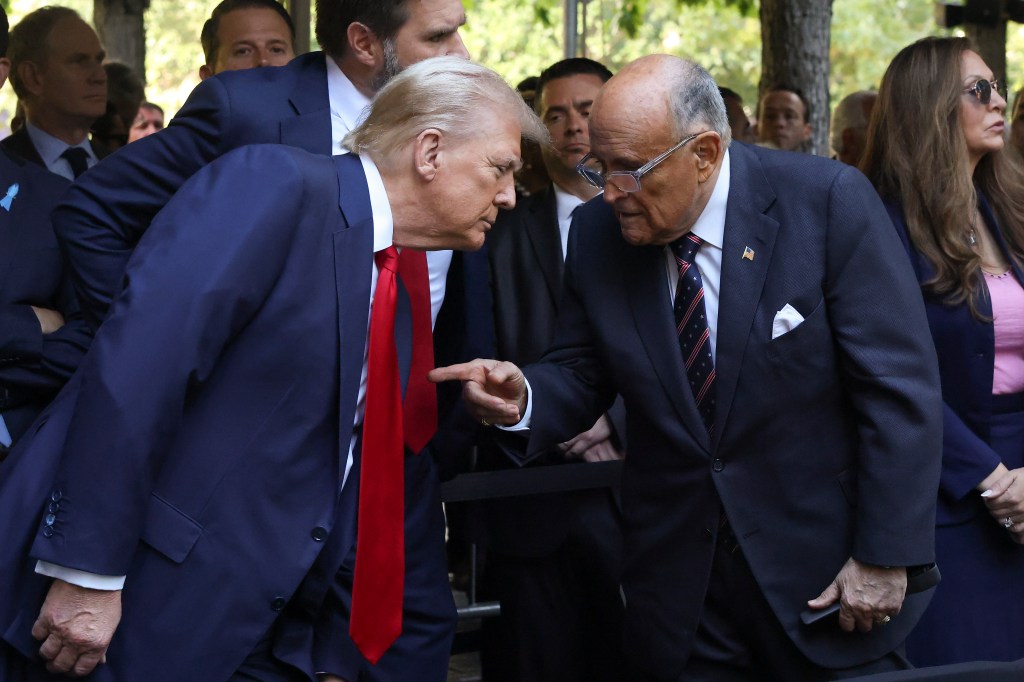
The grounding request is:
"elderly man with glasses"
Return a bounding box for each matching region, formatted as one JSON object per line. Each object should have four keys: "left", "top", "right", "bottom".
{"left": 433, "top": 53, "right": 943, "bottom": 680}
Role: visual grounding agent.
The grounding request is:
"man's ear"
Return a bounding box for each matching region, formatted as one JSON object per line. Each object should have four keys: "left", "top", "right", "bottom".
{"left": 694, "top": 132, "right": 723, "bottom": 182}
{"left": 347, "top": 22, "right": 381, "bottom": 68}
{"left": 17, "top": 61, "right": 43, "bottom": 97}
{"left": 198, "top": 64, "right": 214, "bottom": 81}
{"left": 413, "top": 128, "right": 444, "bottom": 182}
{"left": 801, "top": 122, "right": 813, "bottom": 142}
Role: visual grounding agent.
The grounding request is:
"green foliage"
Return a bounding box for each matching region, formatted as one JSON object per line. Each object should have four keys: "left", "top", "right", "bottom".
{"left": 2, "top": 0, "right": 1024, "bottom": 136}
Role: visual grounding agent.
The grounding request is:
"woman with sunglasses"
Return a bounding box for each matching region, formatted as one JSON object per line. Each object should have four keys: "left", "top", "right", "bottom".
{"left": 861, "top": 36, "right": 1024, "bottom": 666}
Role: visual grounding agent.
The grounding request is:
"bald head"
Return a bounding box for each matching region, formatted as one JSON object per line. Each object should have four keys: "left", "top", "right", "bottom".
{"left": 584, "top": 55, "right": 730, "bottom": 247}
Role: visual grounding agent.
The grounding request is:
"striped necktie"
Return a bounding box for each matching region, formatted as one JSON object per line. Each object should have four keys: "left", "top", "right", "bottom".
{"left": 671, "top": 233, "right": 716, "bottom": 434}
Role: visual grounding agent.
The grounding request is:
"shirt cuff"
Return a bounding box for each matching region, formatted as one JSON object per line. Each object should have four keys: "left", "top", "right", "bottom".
{"left": 497, "top": 379, "right": 532, "bottom": 431}
{"left": 35, "top": 561, "right": 126, "bottom": 590}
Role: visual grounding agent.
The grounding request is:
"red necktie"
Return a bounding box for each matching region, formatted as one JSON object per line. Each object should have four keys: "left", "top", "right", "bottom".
{"left": 350, "top": 246, "right": 405, "bottom": 663}
{"left": 397, "top": 249, "right": 437, "bottom": 452}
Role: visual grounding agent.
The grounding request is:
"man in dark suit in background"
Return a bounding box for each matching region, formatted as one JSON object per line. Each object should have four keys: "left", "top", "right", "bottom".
{"left": 0, "top": 57, "right": 545, "bottom": 682}
{"left": 434, "top": 54, "right": 943, "bottom": 680}
{"left": 198, "top": 0, "right": 296, "bottom": 80}
{"left": 1, "top": 7, "right": 108, "bottom": 179}
{"left": 0, "top": 5, "right": 91, "bottom": 457}
{"left": 480, "top": 57, "right": 625, "bottom": 682}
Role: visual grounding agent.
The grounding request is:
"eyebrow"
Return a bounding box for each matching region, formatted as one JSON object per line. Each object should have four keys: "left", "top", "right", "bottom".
{"left": 424, "top": 13, "right": 467, "bottom": 40}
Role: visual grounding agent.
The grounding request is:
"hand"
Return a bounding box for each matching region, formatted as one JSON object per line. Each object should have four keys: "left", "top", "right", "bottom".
{"left": 980, "top": 465, "right": 1024, "bottom": 533}
{"left": 806, "top": 558, "right": 906, "bottom": 633}
{"left": 429, "top": 359, "right": 527, "bottom": 425}
{"left": 558, "top": 414, "right": 624, "bottom": 462}
{"left": 319, "top": 676, "right": 352, "bottom": 682}
{"left": 32, "top": 307, "right": 65, "bottom": 334}
{"left": 31, "top": 580, "right": 121, "bottom": 676}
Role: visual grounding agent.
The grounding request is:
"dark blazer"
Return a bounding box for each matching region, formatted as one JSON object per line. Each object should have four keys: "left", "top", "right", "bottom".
{"left": 0, "top": 146, "right": 90, "bottom": 444}
{"left": 481, "top": 185, "right": 622, "bottom": 556}
{"left": 886, "top": 196, "right": 1024, "bottom": 525}
{"left": 519, "top": 143, "right": 943, "bottom": 677}
{"left": 50, "top": 51, "right": 489, "bottom": 475}
{"left": 0, "top": 127, "right": 108, "bottom": 173}
{"left": 0, "top": 147, "right": 426, "bottom": 679}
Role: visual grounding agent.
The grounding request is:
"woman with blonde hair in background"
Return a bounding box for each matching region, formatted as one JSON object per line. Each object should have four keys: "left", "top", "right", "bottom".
{"left": 861, "top": 36, "right": 1024, "bottom": 667}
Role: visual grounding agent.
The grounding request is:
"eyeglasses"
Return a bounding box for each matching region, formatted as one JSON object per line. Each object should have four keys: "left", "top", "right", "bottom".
{"left": 576, "top": 131, "right": 708, "bottom": 194}
{"left": 963, "top": 78, "right": 1001, "bottom": 105}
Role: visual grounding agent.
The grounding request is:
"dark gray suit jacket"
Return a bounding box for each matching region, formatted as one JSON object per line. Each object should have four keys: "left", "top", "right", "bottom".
{"left": 520, "top": 143, "right": 943, "bottom": 677}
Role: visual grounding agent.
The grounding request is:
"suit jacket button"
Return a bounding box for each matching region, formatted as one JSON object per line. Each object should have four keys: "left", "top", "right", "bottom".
{"left": 42, "top": 527, "right": 54, "bottom": 538}
{"left": 48, "top": 501, "right": 60, "bottom": 513}
{"left": 44, "top": 514, "right": 56, "bottom": 526}
{"left": 712, "top": 458, "right": 724, "bottom": 472}
{"left": 311, "top": 527, "right": 328, "bottom": 542}
{"left": 702, "top": 528, "right": 713, "bottom": 539}
{"left": 270, "top": 597, "right": 286, "bottom": 611}
{"left": 51, "top": 490, "right": 63, "bottom": 502}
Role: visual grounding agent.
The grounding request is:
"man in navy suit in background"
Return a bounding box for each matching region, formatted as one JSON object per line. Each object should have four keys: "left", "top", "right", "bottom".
{"left": 0, "top": 5, "right": 91, "bottom": 457}
{"left": 0, "top": 57, "right": 545, "bottom": 682}
{"left": 1, "top": 7, "right": 108, "bottom": 179}
{"left": 434, "top": 54, "right": 943, "bottom": 680}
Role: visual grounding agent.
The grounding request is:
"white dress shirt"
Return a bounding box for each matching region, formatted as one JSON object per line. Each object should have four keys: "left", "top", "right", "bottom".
{"left": 24, "top": 123, "right": 98, "bottom": 181}
{"left": 552, "top": 183, "right": 585, "bottom": 260}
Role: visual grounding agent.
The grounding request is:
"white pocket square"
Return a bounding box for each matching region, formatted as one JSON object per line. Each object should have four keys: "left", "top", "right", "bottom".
{"left": 772, "top": 303, "right": 805, "bottom": 340}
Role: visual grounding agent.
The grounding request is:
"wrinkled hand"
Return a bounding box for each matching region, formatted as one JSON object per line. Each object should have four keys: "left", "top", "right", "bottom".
{"left": 32, "top": 580, "right": 121, "bottom": 676}
{"left": 32, "top": 307, "right": 65, "bottom": 334}
{"left": 806, "top": 558, "right": 906, "bottom": 633}
{"left": 980, "top": 465, "right": 1024, "bottom": 540}
{"left": 558, "top": 414, "right": 624, "bottom": 462}
{"left": 428, "top": 359, "right": 527, "bottom": 425}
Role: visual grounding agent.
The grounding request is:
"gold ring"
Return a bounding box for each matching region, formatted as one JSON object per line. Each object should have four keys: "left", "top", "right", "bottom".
{"left": 1004, "top": 517, "right": 1014, "bottom": 529}
{"left": 480, "top": 418, "right": 490, "bottom": 427}
{"left": 877, "top": 615, "right": 891, "bottom": 625}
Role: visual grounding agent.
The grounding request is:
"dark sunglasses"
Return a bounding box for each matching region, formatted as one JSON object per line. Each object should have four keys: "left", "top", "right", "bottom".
{"left": 963, "top": 78, "right": 1001, "bottom": 105}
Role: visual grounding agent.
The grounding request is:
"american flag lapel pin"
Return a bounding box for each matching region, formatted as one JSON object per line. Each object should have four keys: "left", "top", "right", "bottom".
{"left": 742, "top": 246, "right": 755, "bottom": 261}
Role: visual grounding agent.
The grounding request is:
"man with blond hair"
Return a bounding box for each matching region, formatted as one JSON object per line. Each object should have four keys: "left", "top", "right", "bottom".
{"left": 0, "top": 58, "right": 546, "bottom": 682}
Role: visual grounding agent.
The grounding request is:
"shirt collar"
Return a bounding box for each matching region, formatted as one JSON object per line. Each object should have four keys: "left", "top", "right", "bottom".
{"left": 552, "top": 182, "right": 585, "bottom": 222}
{"left": 358, "top": 153, "right": 395, "bottom": 253}
{"left": 689, "top": 148, "right": 730, "bottom": 250}
{"left": 25, "top": 122, "right": 95, "bottom": 168}
{"left": 326, "top": 55, "right": 372, "bottom": 137}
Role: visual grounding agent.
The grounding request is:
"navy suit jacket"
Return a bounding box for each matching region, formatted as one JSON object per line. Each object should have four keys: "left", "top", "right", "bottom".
{"left": 1, "top": 147, "right": 391, "bottom": 679}
{"left": 50, "top": 50, "right": 489, "bottom": 473}
{"left": 520, "top": 143, "right": 943, "bottom": 677}
{"left": 0, "top": 147, "right": 90, "bottom": 444}
{"left": 886, "top": 196, "right": 1024, "bottom": 525}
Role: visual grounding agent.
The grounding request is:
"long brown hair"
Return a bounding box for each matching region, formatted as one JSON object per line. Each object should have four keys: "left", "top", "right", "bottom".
{"left": 861, "top": 36, "right": 1024, "bottom": 316}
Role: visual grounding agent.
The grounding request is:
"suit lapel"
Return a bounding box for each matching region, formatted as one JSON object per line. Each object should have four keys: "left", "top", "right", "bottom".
{"left": 281, "top": 53, "right": 333, "bottom": 154}
{"left": 525, "top": 187, "right": 564, "bottom": 305}
{"left": 332, "top": 154, "right": 374, "bottom": 480}
{"left": 713, "top": 145, "right": 779, "bottom": 448}
{"left": 624, "top": 243, "right": 711, "bottom": 452}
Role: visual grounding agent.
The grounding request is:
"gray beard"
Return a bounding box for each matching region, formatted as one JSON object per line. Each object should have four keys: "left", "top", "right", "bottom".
{"left": 371, "top": 39, "right": 402, "bottom": 92}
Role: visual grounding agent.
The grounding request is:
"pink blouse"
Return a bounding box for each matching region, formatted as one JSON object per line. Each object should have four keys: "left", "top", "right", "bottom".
{"left": 986, "top": 269, "right": 1024, "bottom": 394}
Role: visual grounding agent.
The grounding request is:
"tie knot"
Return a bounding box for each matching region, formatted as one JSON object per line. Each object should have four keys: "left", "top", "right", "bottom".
{"left": 671, "top": 233, "right": 704, "bottom": 264}
{"left": 61, "top": 146, "right": 90, "bottom": 179}
{"left": 375, "top": 245, "right": 399, "bottom": 273}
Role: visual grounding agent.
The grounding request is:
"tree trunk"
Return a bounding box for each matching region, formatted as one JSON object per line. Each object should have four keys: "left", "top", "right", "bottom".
{"left": 966, "top": 20, "right": 1006, "bottom": 97}
{"left": 94, "top": 0, "right": 150, "bottom": 83}
{"left": 759, "top": 0, "right": 834, "bottom": 156}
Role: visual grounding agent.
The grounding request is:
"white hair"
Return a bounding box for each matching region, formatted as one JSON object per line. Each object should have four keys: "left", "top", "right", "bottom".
{"left": 343, "top": 56, "right": 549, "bottom": 167}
